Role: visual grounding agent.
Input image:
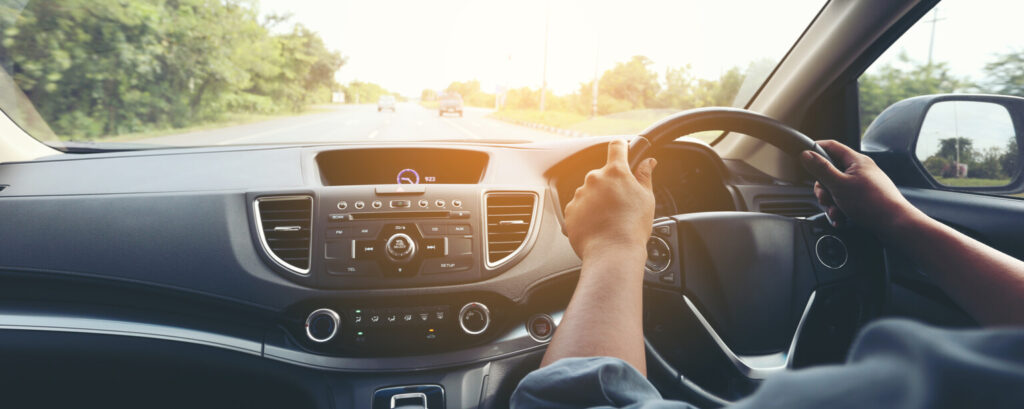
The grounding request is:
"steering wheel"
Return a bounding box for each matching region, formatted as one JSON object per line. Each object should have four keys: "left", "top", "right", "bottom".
{"left": 629, "top": 108, "right": 886, "bottom": 405}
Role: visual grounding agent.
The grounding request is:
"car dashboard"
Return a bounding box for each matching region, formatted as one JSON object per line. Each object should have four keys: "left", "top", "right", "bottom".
{"left": 0, "top": 137, "right": 822, "bottom": 408}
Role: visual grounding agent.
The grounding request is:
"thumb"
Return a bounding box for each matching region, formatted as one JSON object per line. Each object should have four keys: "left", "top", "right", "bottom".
{"left": 634, "top": 158, "right": 657, "bottom": 191}
{"left": 800, "top": 150, "right": 844, "bottom": 188}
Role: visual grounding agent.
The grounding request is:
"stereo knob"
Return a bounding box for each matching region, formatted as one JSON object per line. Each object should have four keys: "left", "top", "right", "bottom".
{"left": 305, "top": 308, "right": 340, "bottom": 343}
{"left": 459, "top": 302, "right": 490, "bottom": 335}
{"left": 385, "top": 233, "right": 416, "bottom": 261}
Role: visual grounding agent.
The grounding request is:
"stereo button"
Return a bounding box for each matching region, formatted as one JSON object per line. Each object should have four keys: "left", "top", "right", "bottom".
{"left": 354, "top": 240, "right": 379, "bottom": 259}
{"left": 420, "top": 223, "right": 445, "bottom": 236}
{"left": 423, "top": 255, "right": 472, "bottom": 274}
{"left": 422, "top": 238, "right": 446, "bottom": 257}
{"left": 448, "top": 224, "right": 471, "bottom": 235}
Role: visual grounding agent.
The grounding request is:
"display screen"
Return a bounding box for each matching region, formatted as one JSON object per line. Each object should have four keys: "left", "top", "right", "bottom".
{"left": 316, "top": 149, "right": 489, "bottom": 186}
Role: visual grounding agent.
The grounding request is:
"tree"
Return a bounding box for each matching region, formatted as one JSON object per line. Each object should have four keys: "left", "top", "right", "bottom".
{"left": 936, "top": 137, "right": 976, "bottom": 165}
{"left": 421, "top": 89, "right": 437, "bottom": 101}
{"left": 981, "top": 50, "right": 1024, "bottom": 97}
{"left": 859, "top": 52, "right": 962, "bottom": 131}
{"left": 1000, "top": 137, "right": 1020, "bottom": 177}
{"left": 599, "top": 55, "right": 660, "bottom": 110}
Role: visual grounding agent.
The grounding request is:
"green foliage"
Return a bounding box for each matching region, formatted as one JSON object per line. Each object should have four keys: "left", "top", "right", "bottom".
{"left": 599, "top": 56, "right": 660, "bottom": 110}
{"left": 0, "top": 0, "right": 344, "bottom": 139}
{"left": 858, "top": 52, "right": 962, "bottom": 131}
{"left": 981, "top": 49, "right": 1024, "bottom": 97}
{"left": 922, "top": 136, "right": 1019, "bottom": 183}
{"left": 342, "top": 80, "right": 392, "bottom": 104}
{"left": 421, "top": 89, "right": 437, "bottom": 101}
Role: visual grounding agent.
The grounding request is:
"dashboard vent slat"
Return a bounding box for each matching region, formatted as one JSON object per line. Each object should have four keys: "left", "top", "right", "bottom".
{"left": 256, "top": 196, "right": 313, "bottom": 274}
{"left": 485, "top": 193, "right": 537, "bottom": 266}
{"left": 758, "top": 201, "right": 822, "bottom": 218}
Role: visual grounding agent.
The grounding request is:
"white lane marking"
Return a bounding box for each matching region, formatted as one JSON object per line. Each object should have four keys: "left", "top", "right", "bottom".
{"left": 441, "top": 117, "right": 481, "bottom": 139}
{"left": 367, "top": 130, "right": 379, "bottom": 139}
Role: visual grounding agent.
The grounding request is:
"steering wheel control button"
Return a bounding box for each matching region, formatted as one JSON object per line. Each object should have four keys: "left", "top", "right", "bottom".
{"left": 448, "top": 224, "right": 471, "bottom": 235}
{"left": 390, "top": 200, "right": 411, "bottom": 208}
{"left": 459, "top": 302, "right": 490, "bottom": 335}
{"left": 645, "top": 236, "right": 672, "bottom": 274}
{"left": 305, "top": 308, "right": 340, "bottom": 343}
{"left": 354, "top": 201, "right": 365, "bottom": 210}
{"left": 337, "top": 201, "right": 348, "bottom": 210}
{"left": 815, "top": 235, "right": 848, "bottom": 269}
{"left": 385, "top": 233, "right": 416, "bottom": 261}
{"left": 654, "top": 225, "right": 672, "bottom": 237}
{"left": 527, "top": 314, "right": 555, "bottom": 342}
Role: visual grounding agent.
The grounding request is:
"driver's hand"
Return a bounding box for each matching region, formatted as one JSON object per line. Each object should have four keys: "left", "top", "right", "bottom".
{"left": 564, "top": 139, "right": 657, "bottom": 262}
{"left": 801, "top": 140, "right": 914, "bottom": 230}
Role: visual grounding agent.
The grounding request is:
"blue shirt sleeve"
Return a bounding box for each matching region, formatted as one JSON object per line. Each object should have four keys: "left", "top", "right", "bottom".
{"left": 512, "top": 319, "right": 1024, "bottom": 409}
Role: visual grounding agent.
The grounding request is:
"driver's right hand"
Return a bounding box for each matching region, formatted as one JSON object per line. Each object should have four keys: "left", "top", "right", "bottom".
{"left": 800, "top": 140, "right": 917, "bottom": 233}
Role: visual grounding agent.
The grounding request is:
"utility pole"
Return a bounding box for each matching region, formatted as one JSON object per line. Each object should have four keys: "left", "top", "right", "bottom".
{"left": 925, "top": 7, "right": 945, "bottom": 66}
{"left": 539, "top": 6, "right": 549, "bottom": 112}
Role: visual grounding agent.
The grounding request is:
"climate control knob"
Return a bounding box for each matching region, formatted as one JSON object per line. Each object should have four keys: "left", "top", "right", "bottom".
{"left": 305, "top": 308, "right": 340, "bottom": 343}
{"left": 385, "top": 233, "right": 416, "bottom": 261}
{"left": 459, "top": 302, "right": 491, "bottom": 335}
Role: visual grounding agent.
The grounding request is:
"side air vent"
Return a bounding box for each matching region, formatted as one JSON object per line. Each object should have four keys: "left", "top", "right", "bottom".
{"left": 485, "top": 192, "right": 537, "bottom": 266}
{"left": 759, "top": 200, "right": 822, "bottom": 218}
{"left": 255, "top": 196, "right": 313, "bottom": 275}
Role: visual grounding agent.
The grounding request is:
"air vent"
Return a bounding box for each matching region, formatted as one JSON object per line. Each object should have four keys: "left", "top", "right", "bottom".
{"left": 485, "top": 192, "right": 537, "bottom": 266}
{"left": 759, "top": 201, "right": 822, "bottom": 218}
{"left": 255, "top": 196, "right": 313, "bottom": 275}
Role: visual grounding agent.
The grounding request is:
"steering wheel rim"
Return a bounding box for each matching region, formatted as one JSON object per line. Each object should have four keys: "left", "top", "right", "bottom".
{"left": 628, "top": 107, "right": 833, "bottom": 171}
{"left": 630, "top": 108, "right": 878, "bottom": 406}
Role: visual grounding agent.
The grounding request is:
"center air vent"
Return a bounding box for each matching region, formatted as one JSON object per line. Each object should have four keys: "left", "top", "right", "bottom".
{"left": 485, "top": 192, "right": 537, "bottom": 266}
{"left": 758, "top": 200, "right": 822, "bottom": 218}
{"left": 255, "top": 196, "right": 313, "bottom": 275}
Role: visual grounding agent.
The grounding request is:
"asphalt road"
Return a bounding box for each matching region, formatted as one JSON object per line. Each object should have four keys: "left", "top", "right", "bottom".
{"left": 135, "top": 103, "right": 561, "bottom": 146}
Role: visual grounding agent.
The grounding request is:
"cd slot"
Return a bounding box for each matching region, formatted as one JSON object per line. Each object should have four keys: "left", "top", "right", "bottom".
{"left": 350, "top": 211, "right": 451, "bottom": 220}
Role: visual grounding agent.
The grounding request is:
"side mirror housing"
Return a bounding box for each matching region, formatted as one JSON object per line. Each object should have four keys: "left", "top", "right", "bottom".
{"left": 863, "top": 94, "right": 1024, "bottom": 194}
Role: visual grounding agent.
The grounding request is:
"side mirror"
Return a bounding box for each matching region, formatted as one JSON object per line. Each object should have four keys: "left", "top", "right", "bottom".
{"left": 862, "top": 94, "right": 1024, "bottom": 194}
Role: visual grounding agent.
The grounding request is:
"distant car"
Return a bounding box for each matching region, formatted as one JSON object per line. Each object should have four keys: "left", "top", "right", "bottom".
{"left": 439, "top": 93, "right": 463, "bottom": 117}
{"left": 377, "top": 95, "right": 396, "bottom": 112}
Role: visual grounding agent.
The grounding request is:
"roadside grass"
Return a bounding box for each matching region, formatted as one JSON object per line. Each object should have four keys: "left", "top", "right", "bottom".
{"left": 78, "top": 105, "right": 338, "bottom": 142}
{"left": 490, "top": 108, "right": 721, "bottom": 142}
{"left": 934, "top": 177, "right": 1011, "bottom": 187}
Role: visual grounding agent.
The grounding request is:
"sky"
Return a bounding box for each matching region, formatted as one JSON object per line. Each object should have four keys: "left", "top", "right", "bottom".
{"left": 256, "top": 0, "right": 824, "bottom": 97}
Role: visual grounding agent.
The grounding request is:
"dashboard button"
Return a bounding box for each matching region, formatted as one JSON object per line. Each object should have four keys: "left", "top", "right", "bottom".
{"left": 419, "top": 223, "right": 445, "bottom": 236}
{"left": 354, "top": 201, "right": 365, "bottom": 209}
{"left": 328, "top": 213, "right": 348, "bottom": 222}
{"left": 448, "top": 224, "right": 471, "bottom": 235}
{"left": 451, "top": 199, "right": 462, "bottom": 208}
{"left": 435, "top": 200, "right": 446, "bottom": 208}
{"left": 337, "top": 201, "right": 348, "bottom": 210}
{"left": 383, "top": 264, "right": 417, "bottom": 277}
{"left": 450, "top": 210, "right": 471, "bottom": 219}
{"left": 384, "top": 223, "right": 415, "bottom": 234}
{"left": 423, "top": 255, "right": 472, "bottom": 274}
{"left": 371, "top": 200, "right": 383, "bottom": 209}
{"left": 326, "top": 261, "right": 370, "bottom": 275}
{"left": 390, "top": 200, "right": 411, "bottom": 208}
{"left": 354, "top": 240, "right": 379, "bottom": 259}
{"left": 324, "top": 241, "right": 348, "bottom": 260}
{"left": 418, "top": 200, "right": 430, "bottom": 208}
{"left": 384, "top": 233, "right": 416, "bottom": 260}
{"left": 305, "top": 309, "right": 340, "bottom": 343}
{"left": 527, "top": 314, "right": 555, "bottom": 342}
{"left": 351, "top": 225, "right": 378, "bottom": 237}
{"left": 459, "top": 302, "right": 490, "bottom": 335}
{"left": 422, "top": 238, "right": 446, "bottom": 257}
{"left": 448, "top": 238, "right": 472, "bottom": 255}
{"left": 326, "top": 228, "right": 347, "bottom": 238}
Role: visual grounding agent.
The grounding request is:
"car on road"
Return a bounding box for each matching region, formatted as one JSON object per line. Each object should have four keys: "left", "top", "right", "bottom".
{"left": 377, "top": 95, "right": 396, "bottom": 112}
{"left": 439, "top": 92, "right": 463, "bottom": 117}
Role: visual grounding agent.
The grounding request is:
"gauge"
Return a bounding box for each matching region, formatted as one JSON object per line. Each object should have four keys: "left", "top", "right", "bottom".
{"left": 654, "top": 187, "right": 678, "bottom": 218}
{"left": 396, "top": 168, "right": 420, "bottom": 185}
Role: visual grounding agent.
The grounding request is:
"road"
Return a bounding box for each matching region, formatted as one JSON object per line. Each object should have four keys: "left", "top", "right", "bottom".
{"left": 135, "top": 103, "right": 561, "bottom": 146}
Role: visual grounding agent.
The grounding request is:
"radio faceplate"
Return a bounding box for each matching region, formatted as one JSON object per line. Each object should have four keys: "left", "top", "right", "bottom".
{"left": 313, "top": 185, "right": 488, "bottom": 288}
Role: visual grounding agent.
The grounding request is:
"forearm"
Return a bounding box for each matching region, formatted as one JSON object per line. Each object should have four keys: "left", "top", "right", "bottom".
{"left": 540, "top": 245, "right": 648, "bottom": 374}
{"left": 881, "top": 207, "right": 1024, "bottom": 326}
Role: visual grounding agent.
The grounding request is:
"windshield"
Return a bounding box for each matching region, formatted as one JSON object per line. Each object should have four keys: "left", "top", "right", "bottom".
{"left": 0, "top": 0, "right": 822, "bottom": 149}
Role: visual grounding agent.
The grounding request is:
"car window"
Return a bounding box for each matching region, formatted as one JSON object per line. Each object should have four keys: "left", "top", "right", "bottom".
{"left": 859, "top": 0, "right": 1024, "bottom": 198}
{"left": 0, "top": 0, "right": 823, "bottom": 150}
